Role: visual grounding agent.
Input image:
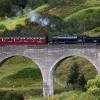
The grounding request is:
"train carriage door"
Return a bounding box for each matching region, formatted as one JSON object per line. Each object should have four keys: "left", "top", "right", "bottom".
{"left": 26, "top": 37, "right": 32, "bottom": 44}
{"left": 7, "top": 37, "right": 11, "bottom": 44}
{"left": 33, "top": 37, "right": 39, "bottom": 44}
{"left": 20, "top": 37, "right": 25, "bottom": 44}
{"left": 11, "top": 37, "right": 15, "bottom": 44}
{"left": 38, "top": 37, "right": 42, "bottom": 44}
{"left": 15, "top": 37, "right": 20, "bottom": 44}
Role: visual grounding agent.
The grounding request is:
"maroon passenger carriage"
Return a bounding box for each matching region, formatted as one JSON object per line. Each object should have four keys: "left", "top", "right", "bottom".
{"left": 0, "top": 37, "right": 47, "bottom": 45}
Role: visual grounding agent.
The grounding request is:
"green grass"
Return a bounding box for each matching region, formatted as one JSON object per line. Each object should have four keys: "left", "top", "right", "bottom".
{"left": 7, "top": 68, "right": 41, "bottom": 79}
{"left": 0, "top": 90, "right": 99, "bottom": 100}
{"left": 28, "top": 90, "right": 99, "bottom": 100}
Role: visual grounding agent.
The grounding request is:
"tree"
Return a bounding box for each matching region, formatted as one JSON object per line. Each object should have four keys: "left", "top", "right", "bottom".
{"left": 66, "top": 62, "right": 87, "bottom": 91}
{"left": 78, "top": 74, "right": 86, "bottom": 91}
{"left": 0, "top": 0, "right": 12, "bottom": 16}
{"left": 67, "top": 62, "right": 80, "bottom": 89}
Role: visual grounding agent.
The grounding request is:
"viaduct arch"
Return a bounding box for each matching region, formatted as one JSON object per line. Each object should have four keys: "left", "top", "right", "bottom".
{"left": 0, "top": 44, "right": 100, "bottom": 96}
{"left": 49, "top": 55, "right": 98, "bottom": 94}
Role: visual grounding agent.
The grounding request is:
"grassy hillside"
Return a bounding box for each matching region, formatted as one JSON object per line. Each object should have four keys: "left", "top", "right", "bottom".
{"left": 64, "top": 7, "right": 100, "bottom": 35}
{"left": 0, "top": 0, "right": 99, "bottom": 36}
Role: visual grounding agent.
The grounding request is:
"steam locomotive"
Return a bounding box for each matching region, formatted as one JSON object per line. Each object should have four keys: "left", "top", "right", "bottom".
{"left": 0, "top": 35, "right": 100, "bottom": 45}
{"left": 52, "top": 35, "right": 100, "bottom": 44}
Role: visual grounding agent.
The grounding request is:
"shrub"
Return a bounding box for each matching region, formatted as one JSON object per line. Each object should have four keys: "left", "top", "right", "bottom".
{"left": 87, "top": 79, "right": 97, "bottom": 88}
{"left": 7, "top": 68, "right": 42, "bottom": 80}
{"left": 87, "top": 86, "right": 100, "bottom": 96}
{"left": 0, "top": 0, "right": 12, "bottom": 17}
{"left": 87, "top": 75, "right": 100, "bottom": 88}
{"left": 87, "top": 75, "right": 100, "bottom": 96}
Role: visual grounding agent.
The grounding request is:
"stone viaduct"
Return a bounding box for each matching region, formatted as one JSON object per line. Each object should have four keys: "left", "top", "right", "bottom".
{"left": 0, "top": 44, "right": 100, "bottom": 96}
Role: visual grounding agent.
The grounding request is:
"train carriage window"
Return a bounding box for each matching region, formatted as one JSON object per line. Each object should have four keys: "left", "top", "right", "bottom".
{"left": 78, "top": 39, "right": 82, "bottom": 42}
{"left": 42, "top": 37, "right": 46, "bottom": 42}
{"left": 3, "top": 37, "right": 9, "bottom": 42}
{"left": 8, "top": 38, "right": 12, "bottom": 42}
{"left": 38, "top": 37, "right": 43, "bottom": 42}
{"left": 20, "top": 37, "right": 25, "bottom": 41}
{"left": 34, "top": 37, "right": 39, "bottom": 42}
{"left": 26, "top": 37, "right": 33, "bottom": 42}
{"left": 11, "top": 37, "right": 15, "bottom": 42}
{"left": 93, "top": 40, "right": 97, "bottom": 43}
{"left": 23, "top": 37, "right": 27, "bottom": 42}
{"left": 15, "top": 37, "right": 20, "bottom": 42}
{"left": 30, "top": 37, "right": 34, "bottom": 42}
{"left": 2, "top": 38, "right": 5, "bottom": 42}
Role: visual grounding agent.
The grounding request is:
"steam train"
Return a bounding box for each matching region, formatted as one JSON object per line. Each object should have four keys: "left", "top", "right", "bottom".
{"left": 0, "top": 35, "right": 100, "bottom": 45}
